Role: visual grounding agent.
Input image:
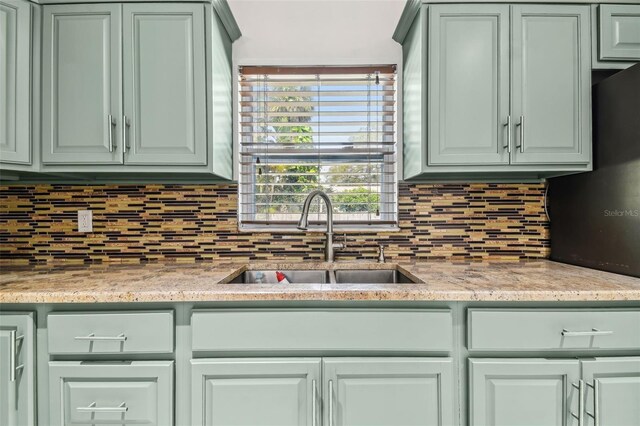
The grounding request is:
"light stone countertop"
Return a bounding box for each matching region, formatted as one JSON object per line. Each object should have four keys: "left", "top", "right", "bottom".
{"left": 1, "top": 260, "right": 640, "bottom": 303}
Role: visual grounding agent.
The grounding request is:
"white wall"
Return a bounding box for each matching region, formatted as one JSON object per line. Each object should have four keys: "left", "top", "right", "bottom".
{"left": 228, "top": 0, "right": 405, "bottom": 65}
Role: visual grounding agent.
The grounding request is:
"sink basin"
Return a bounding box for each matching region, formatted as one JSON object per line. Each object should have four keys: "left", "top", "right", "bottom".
{"left": 334, "top": 269, "right": 417, "bottom": 284}
{"left": 228, "top": 268, "right": 418, "bottom": 284}
{"left": 229, "top": 270, "right": 331, "bottom": 284}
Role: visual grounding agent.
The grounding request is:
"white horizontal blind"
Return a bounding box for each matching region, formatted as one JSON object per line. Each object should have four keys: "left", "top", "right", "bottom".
{"left": 238, "top": 66, "right": 398, "bottom": 228}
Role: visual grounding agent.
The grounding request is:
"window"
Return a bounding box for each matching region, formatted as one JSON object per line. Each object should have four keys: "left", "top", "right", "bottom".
{"left": 238, "top": 66, "right": 398, "bottom": 230}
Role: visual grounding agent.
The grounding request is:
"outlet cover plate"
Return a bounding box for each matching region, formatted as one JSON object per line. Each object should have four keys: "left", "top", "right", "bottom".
{"left": 78, "top": 210, "right": 93, "bottom": 233}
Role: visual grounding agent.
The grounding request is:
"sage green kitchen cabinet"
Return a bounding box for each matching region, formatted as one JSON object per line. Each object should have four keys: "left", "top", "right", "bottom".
{"left": 582, "top": 357, "right": 640, "bottom": 426}
{"left": 191, "top": 358, "right": 321, "bottom": 426}
{"left": 122, "top": 3, "right": 207, "bottom": 165}
{"left": 598, "top": 5, "right": 640, "bottom": 64}
{"left": 0, "top": 0, "right": 31, "bottom": 166}
{"left": 42, "top": 3, "right": 123, "bottom": 165}
{"left": 427, "top": 5, "right": 510, "bottom": 166}
{"left": 400, "top": 4, "right": 592, "bottom": 180}
{"left": 48, "top": 360, "right": 173, "bottom": 426}
{"left": 323, "top": 358, "right": 455, "bottom": 426}
{"left": 0, "top": 329, "right": 15, "bottom": 424}
{"left": 469, "top": 358, "right": 580, "bottom": 426}
{"left": 40, "top": 2, "right": 227, "bottom": 174}
{"left": 0, "top": 313, "right": 36, "bottom": 426}
{"left": 190, "top": 357, "right": 454, "bottom": 426}
{"left": 511, "top": 5, "right": 591, "bottom": 165}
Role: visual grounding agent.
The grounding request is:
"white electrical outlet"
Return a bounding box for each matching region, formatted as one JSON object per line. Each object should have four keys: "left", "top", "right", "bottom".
{"left": 78, "top": 210, "right": 93, "bottom": 233}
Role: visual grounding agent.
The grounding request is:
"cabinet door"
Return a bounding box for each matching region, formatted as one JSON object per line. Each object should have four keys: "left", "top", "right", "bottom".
{"left": 49, "top": 361, "right": 173, "bottom": 426}
{"left": 599, "top": 5, "right": 640, "bottom": 61}
{"left": 428, "top": 5, "right": 510, "bottom": 166}
{"left": 469, "top": 358, "right": 580, "bottom": 426}
{"left": 0, "top": 329, "right": 18, "bottom": 425}
{"left": 122, "top": 3, "right": 207, "bottom": 165}
{"left": 582, "top": 357, "right": 640, "bottom": 426}
{"left": 0, "top": 313, "right": 36, "bottom": 426}
{"left": 323, "top": 358, "right": 455, "bottom": 426}
{"left": 511, "top": 5, "right": 591, "bottom": 165}
{"left": 0, "top": 0, "right": 30, "bottom": 164}
{"left": 42, "top": 4, "right": 123, "bottom": 164}
{"left": 191, "top": 358, "right": 320, "bottom": 426}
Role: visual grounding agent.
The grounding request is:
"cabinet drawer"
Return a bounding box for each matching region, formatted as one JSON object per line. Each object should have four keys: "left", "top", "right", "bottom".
{"left": 192, "top": 309, "right": 453, "bottom": 353}
{"left": 48, "top": 311, "right": 174, "bottom": 355}
{"left": 48, "top": 361, "right": 173, "bottom": 426}
{"left": 599, "top": 5, "right": 640, "bottom": 61}
{"left": 468, "top": 309, "right": 640, "bottom": 351}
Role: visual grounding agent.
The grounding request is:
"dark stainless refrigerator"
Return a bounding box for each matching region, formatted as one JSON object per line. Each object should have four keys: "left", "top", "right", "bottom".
{"left": 549, "top": 63, "right": 640, "bottom": 278}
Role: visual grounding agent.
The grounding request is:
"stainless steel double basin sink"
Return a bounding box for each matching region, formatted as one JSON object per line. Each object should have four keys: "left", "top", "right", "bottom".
{"left": 229, "top": 268, "right": 417, "bottom": 284}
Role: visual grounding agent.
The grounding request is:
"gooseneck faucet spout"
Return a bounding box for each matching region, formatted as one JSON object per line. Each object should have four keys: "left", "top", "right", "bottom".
{"left": 297, "top": 190, "right": 342, "bottom": 262}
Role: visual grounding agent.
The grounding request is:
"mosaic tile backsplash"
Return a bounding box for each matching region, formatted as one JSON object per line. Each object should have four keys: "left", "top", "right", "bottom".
{"left": 0, "top": 183, "right": 549, "bottom": 265}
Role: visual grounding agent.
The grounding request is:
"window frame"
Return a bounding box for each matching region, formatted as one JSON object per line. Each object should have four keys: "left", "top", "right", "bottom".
{"left": 236, "top": 65, "right": 400, "bottom": 233}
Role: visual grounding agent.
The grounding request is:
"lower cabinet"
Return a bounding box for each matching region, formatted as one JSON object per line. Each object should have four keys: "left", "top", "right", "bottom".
{"left": 0, "top": 312, "right": 35, "bottom": 426}
{"left": 191, "top": 358, "right": 320, "bottom": 426}
{"left": 324, "top": 358, "right": 455, "bottom": 426}
{"left": 470, "top": 357, "right": 640, "bottom": 426}
{"left": 582, "top": 357, "right": 640, "bottom": 426}
{"left": 48, "top": 361, "right": 174, "bottom": 426}
{"left": 191, "top": 357, "right": 454, "bottom": 426}
{"left": 469, "top": 358, "right": 580, "bottom": 426}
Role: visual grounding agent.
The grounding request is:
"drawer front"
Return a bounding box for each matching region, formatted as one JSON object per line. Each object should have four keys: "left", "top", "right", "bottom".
{"left": 48, "top": 311, "right": 174, "bottom": 355}
{"left": 48, "top": 361, "right": 173, "bottom": 426}
{"left": 192, "top": 309, "right": 453, "bottom": 353}
{"left": 599, "top": 5, "right": 640, "bottom": 61}
{"left": 468, "top": 309, "right": 640, "bottom": 351}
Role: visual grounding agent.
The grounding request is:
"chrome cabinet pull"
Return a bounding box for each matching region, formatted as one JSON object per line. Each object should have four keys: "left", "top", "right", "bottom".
{"left": 571, "top": 380, "right": 585, "bottom": 426}
{"left": 8, "top": 330, "right": 24, "bottom": 382}
{"left": 516, "top": 115, "right": 524, "bottom": 152}
{"left": 503, "top": 115, "right": 512, "bottom": 153}
{"left": 9, "top": 330, "right": 16, "bottom": 382}
{"left": 586, "top": 380, "right": 600, "bottom": 426}
{"left": 561, "top": 329, "right": 614, "bottom": 337}
{"left": 122, "top": 115, "right": 130, "bottom": 154}
{"left": 77, "top": 402, "right": 128, "bottom": 413}
{"left": 311, "top": 379, "right": 317, "bottom": 426}
{"left": 74, "top": 333, "right": 127, "bottom": 341}
{"left": 328, "top": 379, "right": 334, "bottom": 426}
{"left": 107, "top": 115, "right": 116, "bottom": 153}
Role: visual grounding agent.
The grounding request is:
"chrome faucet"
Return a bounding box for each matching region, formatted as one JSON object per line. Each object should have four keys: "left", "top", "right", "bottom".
{"left": 297, "top": 190, "right": 343, "bottom": 262}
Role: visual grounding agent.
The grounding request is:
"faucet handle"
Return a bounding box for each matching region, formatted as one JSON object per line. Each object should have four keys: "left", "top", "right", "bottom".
{"left": 332, "top": 233, "right": 346, "bottom": 250}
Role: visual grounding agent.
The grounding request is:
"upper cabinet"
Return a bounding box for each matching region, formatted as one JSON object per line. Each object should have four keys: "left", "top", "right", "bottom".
{"left": 0, "top": 0, "right": 32, "bottom": 168}
{"left": 511, "top": 5, "right": 591, "bottom": 165}
{"left": 32, "top": 0, "right": 239, "bottom": 180}
{"left": 42, "top": 3, "right": 209, "bottom": 168}
{"left": 1, "top": 0, "right": 239, "bottom": 181}
{"left": 427, "top": 5, "right": 510, "bottom": 167}
{"left": 122, "top": 3, "right": 207, "bottom": 165}
{"left": 42, "top": 3, "right": 123, "bottom": 165}
{"left": 593, "top": 4, "right": 640, "bottom": 69}
{"left": 399, "top": 3, "right": 592, "bottom": 181}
